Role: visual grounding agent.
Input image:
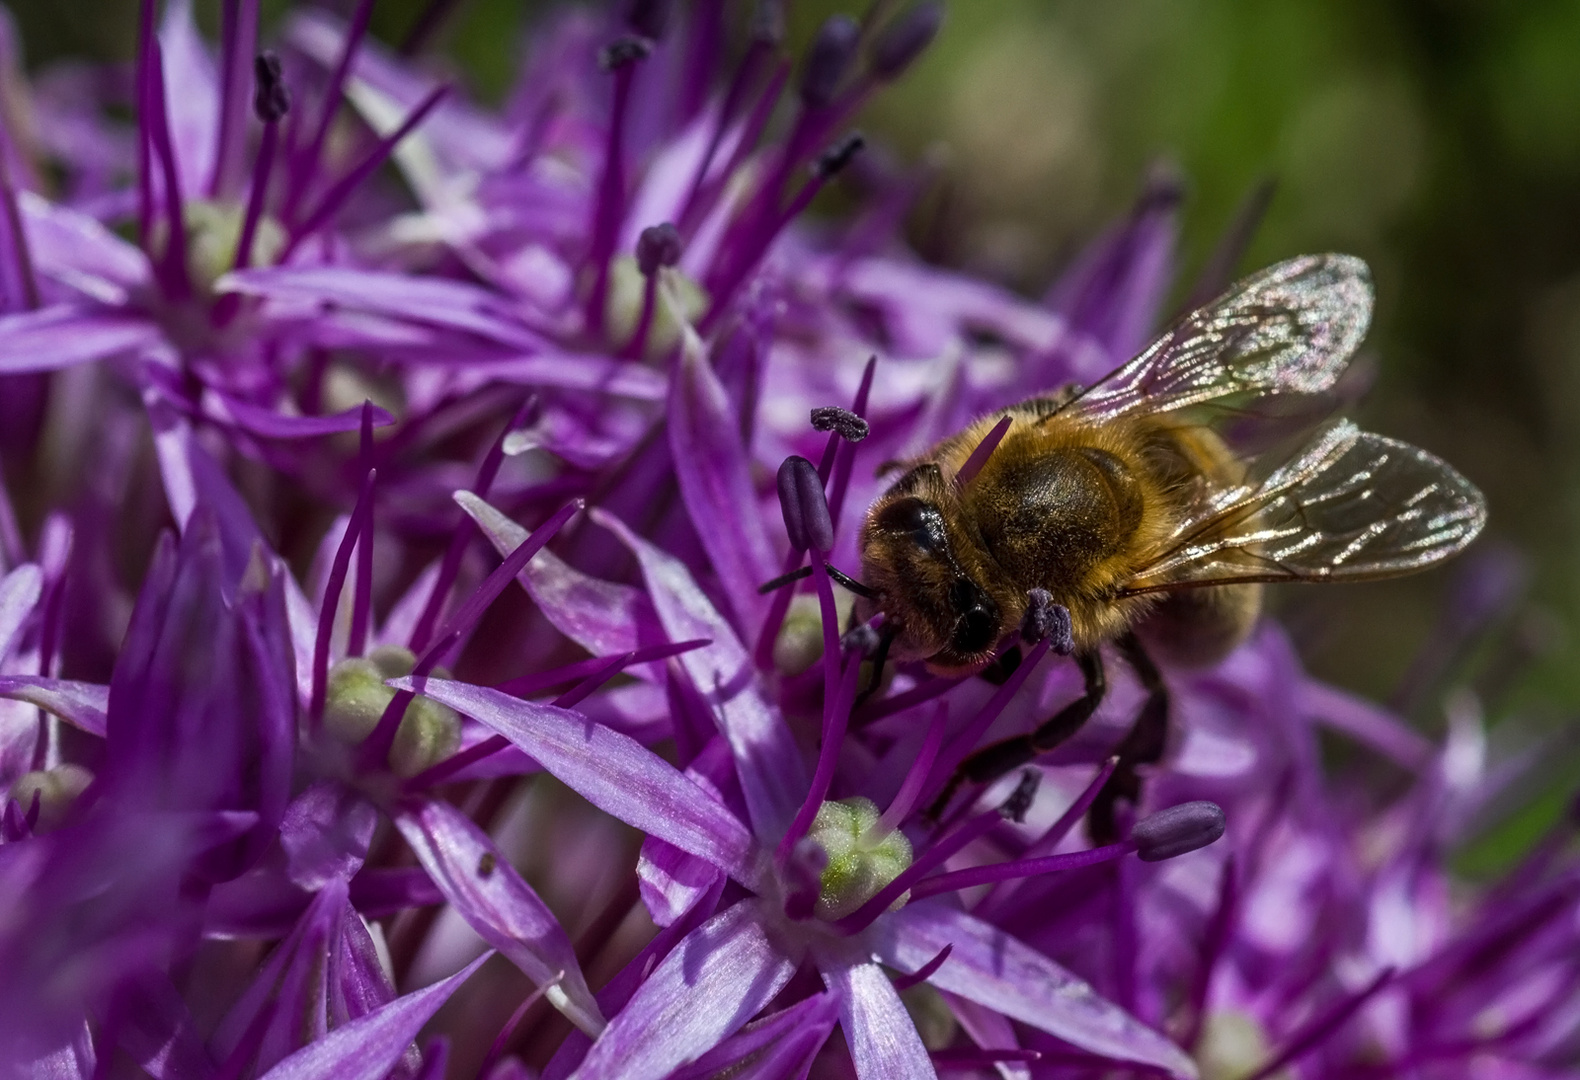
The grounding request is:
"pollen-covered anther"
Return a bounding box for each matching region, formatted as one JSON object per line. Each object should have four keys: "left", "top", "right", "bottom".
{"left": 324, "top": 645, "right": 461, "bottom": 778}
{"left": 1132, "top": 800, "right": 1226, "bottom": 862}
{"left": 807, "top": 797, "right": 913, "bottom": 921}
{"left": 777, "top": 455, "right": 835, "bottom": 553}
{"left": 810, "top": 405, "right": 869, "bottom": 442}
{"left": 8, "top": 764, "right": 93, "bottom": 833}
{"left": 1021, "top": 589, "right": 1073, "bottom": 654}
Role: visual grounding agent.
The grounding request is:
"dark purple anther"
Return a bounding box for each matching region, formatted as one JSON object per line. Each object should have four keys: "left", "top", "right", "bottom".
{"left": 625, "top": 0, "right": 672, "bottom": 40}
{"left": 810, "top": 405, "right": 869, "bottom": 442}
{"left": 840, "top": 623, "right": 881, "bottom": 657}
{"left": 253, "top": 51, "right": 289, "bottom": 122}
{"left": 1021, "top": 589, "right": 1073, "bottom": 655}
{"left": 1133, "top": 801, "right": 1226, "bottom": 862}
{"left": 636, "top": 222, "right": 683, "bottom": 277}
{"left": 777, "top": 455, "right": 834, "bottom": 553}
{"left": 750, "top": 0, "right": 785, "bottom": 45}
{"left": 815, "top": 132, "right": 866, "bottom": 178}
{"left": 799, "top": 14, "right": 860, "bottom": 109}
{"left": 871, "top": 2, "right": 944, "bottom": 81}
{"left": 599, "top": 35, "right": 653, "bottom": 71}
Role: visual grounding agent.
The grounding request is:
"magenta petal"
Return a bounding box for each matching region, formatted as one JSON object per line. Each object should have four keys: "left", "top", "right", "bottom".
{"left": 592, "top": 509, "right": 808, "bottom": 844}
{"left": 156, "top": 0, "right": 219, "bottom": 197}
{"left": 255, "top": 951, "right": 491, "bottom": 1080}
{"left": 391, "top": 677, "right": 760, "bottom": 888}
{"left": 488, "top": 354, "right": 669, "bottom": 401}
{"left": 394, "top": 798, "right": 604, "bottom": 1035}
{"left": 0, "top": 563, "right": 42, "bottom": 661}
{"left": 822, "top": 961, "right": 937, "bottom": 1080}
{"left": 669, "top": 337, "right": 775, "bottom": 634}
{"left": 209, "top": 394, "right": 398, "bottom": 440}
{"left": 570, "top": 900, "right": 797, "bottom": 1080}
{"left": 0, "top": 306, "right": 160, "bottom": 372}
{"left": 456, "top": 493, "right": 668, "bottom": 667}
{"left": 871, "top": 902, "right": 1197, "bottom": 1079}
{"left": 0, "top": 678, "right": 108, "bottom": 737}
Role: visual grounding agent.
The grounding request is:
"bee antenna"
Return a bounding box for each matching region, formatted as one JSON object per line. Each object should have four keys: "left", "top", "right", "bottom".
{"left": 825, "top": 563, "right": 878, "bottom": 599}
{"left": 757, "top": 565, "right": 815, "bottom": 594}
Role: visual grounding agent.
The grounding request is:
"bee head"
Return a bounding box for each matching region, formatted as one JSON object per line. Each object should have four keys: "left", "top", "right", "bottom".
{"left": 858, "top": 472, "right": 1012, "bottom": 672}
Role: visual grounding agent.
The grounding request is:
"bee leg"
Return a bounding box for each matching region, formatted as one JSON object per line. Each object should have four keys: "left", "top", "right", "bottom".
{"left": 854, "top": 626, "right": 895, "bottom": 707}
{"left": 927, "top": 650, "right": 1106, "bottom": 820}
{"left": 1088, "top": 633, "right": 1169, "bottom": 844}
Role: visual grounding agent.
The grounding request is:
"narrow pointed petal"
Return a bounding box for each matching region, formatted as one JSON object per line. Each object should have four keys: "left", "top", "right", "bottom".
{"left": 256, "top": 952, "right": 491, "bottom": 1080}
{"left": 823, "top": 961, "right": 936, "bottom": 1080}
{"left": 209, "top": 394, "right": 397, "bottom": 440}
{"left": 570, "top": 900, "right": 797, "bottom": 1080}
{"left": 0, "top": 306, "right": 160, "bottom": 373}
{"left": 394, "top": 798, "right": 604, "bottom": 1036}
{"left": 0, "top": 563, "right": 42, "bottom": 661}
{"left": 0, "top": 678, "right": 108, "bottom": 737}
{"left": 19, "top": 191, "right": 149, "bottom": 296}
{"left": 392, "top": 677, "right": 759, "bottom": 888}
{"left": 669, "top": 332, "right": 775, "bottom": 633}
{"left": 593, "top": 509, "right": 807, "bottom": 842}
{"left": 872, "top": 902, "right": 1198, "bottom": 1079}
{"left": 145, "top": 398, "right": 266, "bottom": 583}
{"left": 669, "top": 994, "right": 838, "bottom": 1080}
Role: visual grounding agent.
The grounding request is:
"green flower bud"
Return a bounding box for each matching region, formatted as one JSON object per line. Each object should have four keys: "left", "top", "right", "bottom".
{"left": 181, "top": 199, "right": 285, "bottom": 291}
{"left": 1197, "top": 1010, "right": 1288, "bottom": 1080}
{"left": 899, "top": 982, "right": 958, "bottom": 1050}
{"left": 809, "top": 797, "right": 912, "bottom": 921}
{"left": 603, "top": 255, "right": 707, "bottom": 358}
{"left": 324, "top": 646, "right": 461, "bottom": 778}
{"left": 772, "top": 590, "right": 856, "bottom": 676}
{"left": 8, "top": 764, "right": 93, "bottom": 833}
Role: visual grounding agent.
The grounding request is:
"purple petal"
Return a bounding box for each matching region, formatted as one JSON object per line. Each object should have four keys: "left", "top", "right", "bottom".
{"left": 391, "top": 677, "right": 759, "bottom": 888}
{"left": 348, "top": 867, "right": 444, "bottom": 917}
{"left": 394, "top": 798, "right": 604, "bottom": 1035}
{"left": 0, "top": 563, "right": 42, "bottom": 661}
{"left": 637, "top": 834, "right": 723, "bottom": 928}
{"left": 669, "top": 994, "right": 838, "bottom": 1080}
{"left": 486, "top": 354, "right": 669, "bottom": 402}
{"left": 280, "top": 782, "right": 378, "bottom": 890}
{"left": 19, "top": 191, "right": 149, "bottom": 297}
{"left": 1304, "top": 681, "right": 1433, "bottom": 771}
{"left": 157, "top": 0, "right": 219, "bottom": 197}
{"left": 570, "top": 900, "right": 797, "bottom": 1080}
{"left": 455, "top": 493, "right": 669, "bottom": 668}
{"left": 208, "top": 393, "right": 397, "bottom": 440}
{"left": 0, "top": 678, "right": 108, "bottom": 737}
{"left": 120, "top": 975, "right": 215, "bottom": 1080}
{"left": 256, "top": 951, "right": 491, "bottom": 1080}
{"left": 145, "top": 396, "right": 266, "bottom": 582}
{"left": 592, "top": 509, "right": 808, "bottom": 843}
{"left": 669, "top": 334, "right": 775, "bottom": 633}
{"left": 822, "top": 961, "right": 936, "bottom": 1080}
{"left": 0, "top": 306, "right": 160, "bottom": 373}
{"left": 872, "top": 902, "right": 1198, "bottom": 1079}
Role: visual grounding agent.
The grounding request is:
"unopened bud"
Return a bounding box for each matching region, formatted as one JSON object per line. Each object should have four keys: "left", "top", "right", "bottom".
{"left": 1133, "top": 800, "right": 1225, "bottom": 862}
{"left": 799, "top": 15, "right": 859, "bottom": 109}
{"left": 636, "top": 223, "right": 683, "bottom": 277}
{"left": 810, "top": 405, "right": 869, "bottom": 442}
{"left": 809, "top": 797, "right": 912, "bottom": 920}
{"left": 253, "top": 52, "right": 289, "bottom": 122}
{"left": 324, "top": 647, "right": 461, "bottom": 778}
{"left": 871, "top": 2, "right": 943, "bottom": 80}
{"left": 777, "top": 455, "right": 834, "bottom": 553}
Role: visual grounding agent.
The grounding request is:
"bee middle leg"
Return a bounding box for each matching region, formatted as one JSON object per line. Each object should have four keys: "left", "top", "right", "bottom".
{"left": 927, "top": 650, "right": 1106, "bottom": 820}
{"left": 1087, "top": 632, "right": 1169, "bottom": 843}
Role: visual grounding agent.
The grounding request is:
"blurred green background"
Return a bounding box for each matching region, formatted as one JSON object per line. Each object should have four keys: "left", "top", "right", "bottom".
{"left": 11, "top": 0, "right": 1580, "bottom": 856}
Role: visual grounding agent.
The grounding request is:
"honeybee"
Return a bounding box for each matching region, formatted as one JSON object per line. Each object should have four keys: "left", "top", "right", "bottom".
{"left": 854, "top": 254, "right": 1487, "bottom": 829}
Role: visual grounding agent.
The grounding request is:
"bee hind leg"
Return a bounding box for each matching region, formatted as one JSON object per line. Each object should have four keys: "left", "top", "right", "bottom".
{"left": 927, "top": 650, "right": 1106, "bottom": 820}
{"left": 1088, "top": 632, "right": 1169, "bottom": 844}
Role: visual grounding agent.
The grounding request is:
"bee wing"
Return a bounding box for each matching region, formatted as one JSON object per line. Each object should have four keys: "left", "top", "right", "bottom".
{"left": 1119, "top": 421, "right": 1487, "bottom": 594}
{"left": 1064, "top": 254, "right": 1373, "bottom": 421}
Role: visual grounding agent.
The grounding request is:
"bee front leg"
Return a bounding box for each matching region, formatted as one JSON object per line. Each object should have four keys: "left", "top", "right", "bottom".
{"left": 927, "top": 650, "right": 1106, "bottom": 820}
{"left": 1088, "top": 632, "right": 1169, "bottom": 843}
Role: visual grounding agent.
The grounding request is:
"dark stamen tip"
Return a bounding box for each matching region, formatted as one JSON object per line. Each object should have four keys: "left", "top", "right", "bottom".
{"left": 625, "top": 0, "right": 672, "bottom": 41}
{"left": 871, "top": 1, "right": 944, "bottom": 81}
{"left": 841, "top": 623, "right": 881, "bottom": 657}
{"left": 999, "top": 769, "right": 1039, "bottom": 824}
{"left": 777, "top": 455, "right": 834, "bottom": 553}
{"left": 799, "top": 14, "right": 860, "bottom": 109}
{"left": 636, "top": 222, "right": 683, "bottom": 277}
{"left": 814, "top": 132, "right": 866, "bottom": 179}
{"left": 1133, "top": 800, "right": 1226, "bottom": 862}
{"left": 1021, "top": 590, "right": 1073, "bottom": 654}
{"left": 599, "top": 34, "right": 653, "bottom": 71}
{"left": 750, "top": 0, "right": 786, "bottom": 45}
{"left": 253, "top": 51, "right": 290, "bottom": 122}
{"left": 810, "top": 405, "right": 869, "bottom": 442}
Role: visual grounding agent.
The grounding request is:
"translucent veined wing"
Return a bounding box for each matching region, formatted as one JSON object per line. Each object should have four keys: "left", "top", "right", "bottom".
{"left": 1061, "top": 254, "right": 1373, "bottom": 421}
{"left": 1118, "top": 421, "right": 1487, "bottom": 595}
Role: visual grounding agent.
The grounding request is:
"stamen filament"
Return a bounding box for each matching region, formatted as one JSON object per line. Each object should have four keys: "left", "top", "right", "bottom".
{"left": 584, "top": 51, "right": 644, "bottom": 337}
{"left": 837, "top": 804, "right": 1010, "bottom": 934}
{"left": 346, "top": 403, "right": 378, "bottom": 658}
{"left": 910, "top": 841, "right": 1134, "bottom": 900}
{"left": 285, "top": 0, "right": 374, "bottom": 221}
{"left": 877, "top": 701, "right": 948, "bottom": 834}
{"left": 309, "top": 468, "right": 377, "bottom": 727}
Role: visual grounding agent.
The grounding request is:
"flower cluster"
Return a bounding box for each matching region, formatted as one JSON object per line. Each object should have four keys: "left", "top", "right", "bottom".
{"left": 0, "top": 2, "right": 1574, "bottom": 1079}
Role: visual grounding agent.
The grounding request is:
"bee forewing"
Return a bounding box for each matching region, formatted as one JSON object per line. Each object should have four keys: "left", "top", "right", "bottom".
{"left": 1069, "top": 254, "right": 1374, "bottom": 420}
{"left": 1121, "top": 420, "right": 1487, "bottom": 593}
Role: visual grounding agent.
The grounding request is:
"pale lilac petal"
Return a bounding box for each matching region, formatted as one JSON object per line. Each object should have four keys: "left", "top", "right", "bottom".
{"left": 18, "top": 192, "right": 148, "bottom": 297}
{"left": 157, "top": 0, "right": 219, "bottom": 196}
{"left": 0, "top": 678, "right": 108, "bottom": 737}
{"left": 669, "top": 994, "right": 838, "bottom": 1080}
{"left": 0, "top": 563, "right": 42, "bottom": 661}
{"left": 0, "top": 306, "right": 160, "bottom": 372}
{"left": 487, "top": 354, "right": 668, "bottom": 402}
{"left": 145, "top": 395, "right": 265, "bottom": 581}
{"left": 208, "top": 394, "right": 397, "bottom": 440}
{"left": 592, "top": 509, "right": 808, "bottom": 843}
{"left": 394, "top": 798, "right": 603, "bottom": 1035}
{"left": 1304, "top": 681, "right": 1433, "bottom": 771}
{"left": 637, "top": 835, "right": 722, "bottom": 928}
{"left": 391, "top": 677, "right": 760, "bottom": 888}
{"left": 823, "top": 960, "right": 936, "bottom": 1080}
{"left": 256, "top": 952, "right": 490, "bottom": 1080}
{"left": 12, "top": 1023, "right": 96, "bottom": 1080}
{"left": 279, "top": 782, "right": 378, "bottom": 890}
{"left": 872, "top": 902, "right": 1198, "bottom": 1079}
{"left": 570, "top": 900, "right": 797, "bottom": 1080}
{"left": 941, "top": 994, "right": 1031, "bottom": 1080}
{"left": 456, "top": 493, "right": 669, "bottom": 670}
{"left": 669, "top": 332, "right": 775, "bottom": 634}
